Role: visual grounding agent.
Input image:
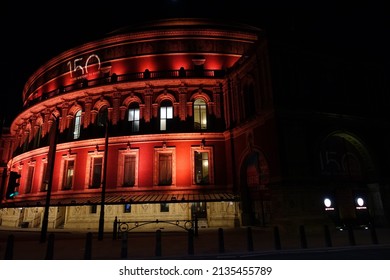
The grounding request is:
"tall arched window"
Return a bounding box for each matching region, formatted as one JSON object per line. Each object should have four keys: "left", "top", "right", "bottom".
{"left": 33, "top": 124, "right": 42, "bottom": 148}
{"left": 160, "top": 100, "right": 173, "bottom": 131}
{"left": 128, "top": 103, "right": 140, "bottom": 132}
{"left": 73, "top": 110, "right": 82, "bottom": 139}
{"left": 194, "top": 99, "right": 207, "bottom": 130}
{"left": 97, "top": 106, "right": 108, "bottom": 126}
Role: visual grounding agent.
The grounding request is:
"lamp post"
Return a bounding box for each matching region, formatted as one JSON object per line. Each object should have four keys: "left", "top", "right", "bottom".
{"left": 98, "top": 118, "right": 109, "bottom": 240}
{"left": 40, "top": 114, "right": 58, "bottom": 243}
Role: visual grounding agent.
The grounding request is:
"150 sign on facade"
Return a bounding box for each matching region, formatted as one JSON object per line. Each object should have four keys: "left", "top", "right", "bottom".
{"left": 67, "top": 54, "right": 101, "bottom": 80}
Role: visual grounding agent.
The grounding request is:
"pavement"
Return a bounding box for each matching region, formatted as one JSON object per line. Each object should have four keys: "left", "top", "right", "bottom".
{"left": 1, "top": 225, "right": 390, "bottom": 260}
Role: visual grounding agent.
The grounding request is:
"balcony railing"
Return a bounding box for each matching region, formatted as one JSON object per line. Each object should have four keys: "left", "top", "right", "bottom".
{"left": 24, "top": 69, "right": 226, "bottom": 109}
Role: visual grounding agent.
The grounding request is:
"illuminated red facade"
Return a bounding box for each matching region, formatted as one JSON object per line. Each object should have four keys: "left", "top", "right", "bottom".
{"left": 1, "top": 18, "right": 389, "bottom": 231}
{"left": 0, "top": 18, "right": 277, "bottom": 230}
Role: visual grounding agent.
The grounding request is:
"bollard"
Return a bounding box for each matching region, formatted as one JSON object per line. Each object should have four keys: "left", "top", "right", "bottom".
{"left": 121, "top": 232, "right": 128, "bottom": 259}
{"left": 299, "top": 225, "right": 307, "bottom": 249}
{"left": 347, "top": 227, "right": 356, "bottom": 246}
{"left": 45, "top": 233, "right": 55, "bottom": 260}
{"left": 155, "top": 230, "right": 162, "bottom": 257}
{"left": 273, "top": 226, "right": 281, "bottom": 250}
{"left": 323, "top": 225, "right": 332, "bottom": 247}
{"left": 84, "top": 232, "right": 93, "bottom": 259}
{"left": 370, "top": 225, "right": 378, "bottom": 245}
{"left": 4, "top": 234, "right": 14, "bottom": 260}
{"left": 188, "top": 229, "right": 194, "bottom": 255}
{"left": 218, "top": 228, "right": 225, "bottom": 253}
{"left": 113, "top": 216, "right": 118, "bottom": 240}
{"left": 247, "top": 227, "right": 254, "bottom": 251}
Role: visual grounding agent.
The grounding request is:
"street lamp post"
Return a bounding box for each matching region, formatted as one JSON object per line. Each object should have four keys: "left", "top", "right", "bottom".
{"left": 40, "top": 115, "right": 58, "bottom": 243}
{"left": 98, "top": 119, "right": 109, "bottom": 240}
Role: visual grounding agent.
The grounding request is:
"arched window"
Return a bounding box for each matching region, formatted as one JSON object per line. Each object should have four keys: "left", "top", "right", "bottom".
{"left": 160, "top": 100, "right": 173, "bottom": 131}
{"left": 97, "top": 106, "right": 108, "bottom": 126}
{"left": 33, "top": 123, "right": 42, "bottom": 148}
{"left": 128, "top": 103, "right": 140, "bottom": 132}
{"left": 194, "top": 99, "right": 207, "bottom": 130}
{"left": 73, "top": 110, "right": 82, "bottom": 139}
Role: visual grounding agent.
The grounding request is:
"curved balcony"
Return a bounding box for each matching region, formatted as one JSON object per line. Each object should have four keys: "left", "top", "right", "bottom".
{"left": 24, "top": 68, "right": 226, "bottom": 109}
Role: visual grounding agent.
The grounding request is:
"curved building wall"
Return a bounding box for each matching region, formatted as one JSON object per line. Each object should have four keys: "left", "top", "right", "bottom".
{"left": 4, "top": 17, "right": 384, "bottom": 231}
{"left": 0, "top": 19, "right": 271, "bottom": 231}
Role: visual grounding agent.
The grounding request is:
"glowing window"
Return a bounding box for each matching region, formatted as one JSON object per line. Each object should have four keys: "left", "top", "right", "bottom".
{"left": 73, "top": 110, "right": 82, "bottom": 139}
{"left": 191, "top": 147, "right": 214, "bottom": 185}
{"left": 62, "top": 159, "right": 74, "bottom": 190}
{"left": 194, "top": 151, "right": 209, "bottom": 184}
{"left": 128, "top": 104, "right": 140, "bottom": 132}
{"left": 194, "top": 99, "right": 207, "bottom": 130}
{"left": 160, "top": 100, "right": 173, "bottom": 131}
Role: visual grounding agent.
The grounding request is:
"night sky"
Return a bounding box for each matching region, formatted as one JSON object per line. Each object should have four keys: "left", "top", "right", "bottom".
{"left": 3, "top": 0, "right": 388, "bottom": 127}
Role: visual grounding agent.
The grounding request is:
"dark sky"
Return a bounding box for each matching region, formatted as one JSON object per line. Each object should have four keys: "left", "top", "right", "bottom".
{"left": 2, "top": 0, "right": 388, "bottom": 126}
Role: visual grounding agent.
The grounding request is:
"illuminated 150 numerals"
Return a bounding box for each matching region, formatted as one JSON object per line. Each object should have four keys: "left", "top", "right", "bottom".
{"left": 67, "top": 54, "right": 101, "bottom": 78}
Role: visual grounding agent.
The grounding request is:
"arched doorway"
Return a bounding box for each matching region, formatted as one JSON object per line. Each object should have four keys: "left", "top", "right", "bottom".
{"left": 319, "top": 132, "right": 386, "bottom": 227}
{"left": 240, "top": 151, "right": 270, "bottom": 226}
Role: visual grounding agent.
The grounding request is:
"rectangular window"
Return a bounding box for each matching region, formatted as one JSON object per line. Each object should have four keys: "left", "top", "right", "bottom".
{"left": 40, "top": 161, "right": 48, "bottom": 192}
{"left": 195, "top": 151, "right": 209, "bottom": 184}
{"left": 25, "top": 165, "right": 35, "bottom": 193}
{"left": 194, "top": 99, "right": 207, "bottom": 130}
{"left": 192, "top": 147, "right": 213, "bottom": 185}
{"left": 62, "top": 160, "right": 74, "bottom": 190}
{"left": 128, "top": 108, "right": 140, "bottom": 132}
{"left": 123, "top": 154, "right": 136, "bottom": 187}
{"left": 124, "top": 204, "right": 131, "bottom": 213}
{"left": 91, "top": 205, "right": 97, "bottom": 214}
{"left": 90, "top": 157, "right": 103, "bottom": 188}
{"left": 160, "top": 203, "right": 169, "bottom": 212}
{"left": 160, "top": 105, "right": 173, "bottom": 131}
{"left": 159, "top": 153, "right": 172, "bottom": 185}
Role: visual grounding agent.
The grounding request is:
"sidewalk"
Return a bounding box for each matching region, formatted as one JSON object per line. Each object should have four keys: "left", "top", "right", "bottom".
{"left": 1, "top": 225, "right": 390, "bottom": 260}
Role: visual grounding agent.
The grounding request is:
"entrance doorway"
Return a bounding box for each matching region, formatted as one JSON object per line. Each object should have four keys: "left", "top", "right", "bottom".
{"left": 191, "top": 202, "right": 207, "bottom": 219}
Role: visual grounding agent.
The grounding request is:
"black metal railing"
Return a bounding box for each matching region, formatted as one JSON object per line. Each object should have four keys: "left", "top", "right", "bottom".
{"left": 113, "top": 216, "right": 199, "bottom": 239}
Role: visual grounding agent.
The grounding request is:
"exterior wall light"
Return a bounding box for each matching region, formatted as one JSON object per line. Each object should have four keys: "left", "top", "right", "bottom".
{"left": 324, "top": 198, "right": 334, "bottom": 211}
{"left": 356, "top": 197, "right": 367, "bottom": 209}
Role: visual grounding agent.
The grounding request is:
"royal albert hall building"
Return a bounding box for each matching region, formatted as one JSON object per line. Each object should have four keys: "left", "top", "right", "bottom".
{"left": 0, "top": 18, "right": 276, "bottom": 231}
{"left": 1, "top": 18, "right": 389, "bottom": 231}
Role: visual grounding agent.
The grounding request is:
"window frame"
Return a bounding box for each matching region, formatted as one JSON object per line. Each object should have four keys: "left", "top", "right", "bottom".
{"left": 117, "top": 147, "right": 139, "bottom": 188}
{"left": 85, "top": 150, "right": 105, "bottom": 189}
{"left": 154, "top": 147, "right": 176, "bottom": 186}
{"left": 25, "top": 163, "right": 36, "bottom": 194}
{"left": 191, "top": 146, "right": 214, "bottom": 185}
{"left": 73, "top": 110, "right": 82, "bottom": 139}
{"left": 193, "top": 98, "right": 207, "bottom": 130}
{"left": 159, "top": 100, "right": 173, "bottom": 131}
{"left": 127, "top": 103, "right": 140, "bottom": 132}
{"left": 60, "top": 155, "right": 76, "bottom": 190}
